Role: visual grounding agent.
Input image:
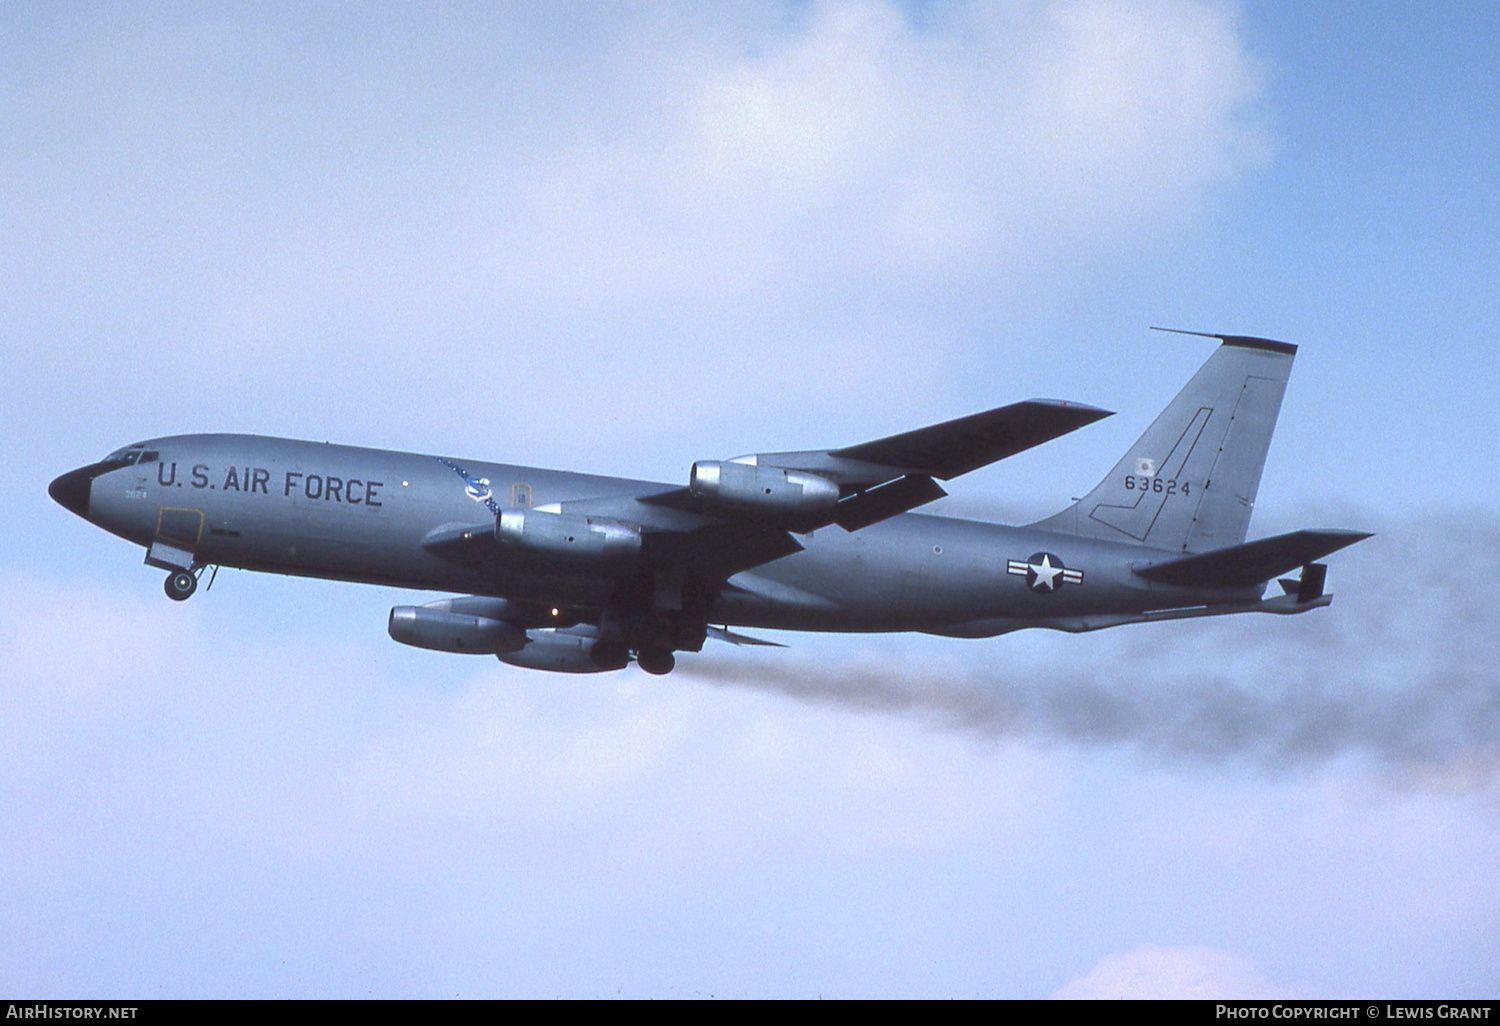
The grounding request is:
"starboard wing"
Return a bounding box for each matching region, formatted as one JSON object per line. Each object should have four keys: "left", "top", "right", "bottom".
{"left": 640, "top": 398, "right": 1112, "bottom": 533}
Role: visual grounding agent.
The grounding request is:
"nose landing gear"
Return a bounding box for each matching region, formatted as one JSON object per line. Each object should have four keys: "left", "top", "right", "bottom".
{"left": 163, "top": 564, "right": 216, "bottom": 601}
{"left": 164, "top": 569, "right": 197, "bottom": 601}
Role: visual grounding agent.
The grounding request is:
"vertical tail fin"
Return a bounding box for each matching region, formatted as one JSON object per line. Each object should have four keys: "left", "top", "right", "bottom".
{"left": 1031, "top": 334, "right": 1297, "bottom": 554}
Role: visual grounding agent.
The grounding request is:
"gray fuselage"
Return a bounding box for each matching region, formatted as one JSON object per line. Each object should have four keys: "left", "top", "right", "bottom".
{"left": 67, "top": 433, "right": 1262, "bottom": 638}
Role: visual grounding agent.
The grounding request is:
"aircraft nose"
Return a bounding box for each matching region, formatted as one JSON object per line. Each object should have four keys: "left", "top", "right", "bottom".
{"left": 49, "top": 464, "right": 99, "bottom": 517}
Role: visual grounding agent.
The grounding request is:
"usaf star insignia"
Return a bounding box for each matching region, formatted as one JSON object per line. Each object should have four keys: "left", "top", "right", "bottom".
{"left": 1007, "top": 552, "right": 1084, "bottom": 593}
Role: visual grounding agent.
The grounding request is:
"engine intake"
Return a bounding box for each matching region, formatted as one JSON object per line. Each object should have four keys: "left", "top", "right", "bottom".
{"left": 689, "top": 461, "right": 839, "bottom": 517}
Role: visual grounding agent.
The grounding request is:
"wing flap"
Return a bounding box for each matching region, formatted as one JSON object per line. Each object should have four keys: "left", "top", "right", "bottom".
{"left": 706, "top": 626, "right": 786, "bottom": 648}
{"left": 833, "top": 474, "right": 947, "bottom": 531}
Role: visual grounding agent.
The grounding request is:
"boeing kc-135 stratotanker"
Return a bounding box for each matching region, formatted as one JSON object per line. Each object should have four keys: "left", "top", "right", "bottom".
{"left": 50, "top": 333, "right": 1369, "bottom": 675}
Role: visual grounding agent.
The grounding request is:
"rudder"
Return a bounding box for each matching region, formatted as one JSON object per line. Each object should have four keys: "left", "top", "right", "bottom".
{"left": 1031, "top": 335, "right": 1297, "bottom": 554}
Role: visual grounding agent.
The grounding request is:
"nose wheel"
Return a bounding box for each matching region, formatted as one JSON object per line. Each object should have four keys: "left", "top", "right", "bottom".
{"left": 164, "top": 569, "right": 198, "bottom": 601}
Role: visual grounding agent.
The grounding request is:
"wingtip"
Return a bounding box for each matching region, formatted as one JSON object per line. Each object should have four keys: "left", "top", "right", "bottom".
{"left": 1305, "top": 528, "right": 1374, "bottom": 557}
{"left": 1024, "top": 398, "right": 1114, "bottom": 418}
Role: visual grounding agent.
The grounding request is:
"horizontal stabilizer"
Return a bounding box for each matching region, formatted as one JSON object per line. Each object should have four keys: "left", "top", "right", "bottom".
{"left": 831, "top": 399, "right": 1112, "bottom": 480}
{"left": 1133, "top": 529, "right": 1372, "bottom": 588}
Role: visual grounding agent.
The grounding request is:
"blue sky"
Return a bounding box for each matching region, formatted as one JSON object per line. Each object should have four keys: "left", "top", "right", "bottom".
{"left": 3, "top": 1, "right": 1498, "bottom": 997}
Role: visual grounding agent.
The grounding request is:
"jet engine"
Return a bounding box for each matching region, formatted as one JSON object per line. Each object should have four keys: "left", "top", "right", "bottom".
{"left": 495, "top": 509, "right": 642, "bottom": 561}
{"left": 497, "top": 624, "right": 626, "bottom": 674}
{"left": 388, "top": 605, "right": 527, "bottom": 654}
{"left": 689, "top": 461, "right": 839, "bottom": 517}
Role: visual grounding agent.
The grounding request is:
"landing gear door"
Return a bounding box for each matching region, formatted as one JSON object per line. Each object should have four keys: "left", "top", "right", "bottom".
{"left": 146, "top": 506, "right": 203, "bottom": 571}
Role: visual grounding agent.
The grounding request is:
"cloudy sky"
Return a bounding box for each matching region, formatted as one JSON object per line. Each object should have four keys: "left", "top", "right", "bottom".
{"left": 4, "top": 0, "right": 1498, "bottom": 997}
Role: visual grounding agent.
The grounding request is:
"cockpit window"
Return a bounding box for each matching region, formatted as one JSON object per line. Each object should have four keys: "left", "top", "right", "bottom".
{"left": 104, "top": 444, "right": 152, "bottom": 465}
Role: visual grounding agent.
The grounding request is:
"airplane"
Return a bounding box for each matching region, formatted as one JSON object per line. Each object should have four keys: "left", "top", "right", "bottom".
{"left": 49, "top": 332, "right": 1369, "bottom": 675}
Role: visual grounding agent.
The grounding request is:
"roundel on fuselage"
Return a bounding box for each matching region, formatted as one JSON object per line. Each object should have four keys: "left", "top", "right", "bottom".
{"left": 1005, "top": 552, "right": 1085, "bottom": 593}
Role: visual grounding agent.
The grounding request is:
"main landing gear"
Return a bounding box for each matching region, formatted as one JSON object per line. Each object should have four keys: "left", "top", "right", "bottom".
{"left": 635, "top": 647, "right": 676, "bottom": 676}
{"left": 589, "top": 640, "right": 630, "bottom": 671}
{"left": 588, "top": 639, "right": 677, "bottom": 675}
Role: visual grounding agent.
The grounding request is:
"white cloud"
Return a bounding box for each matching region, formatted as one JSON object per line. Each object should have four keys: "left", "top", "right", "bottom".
{"left": 3, "top": 1, "right": 1270, "bottom": 467}
{"left": 0, "top": 569, "right": 1059, "bottom": 883}
{"left": 5, "top": 536, "right": 1500, "bottom": 995}
{"left": 0, "top": 570, "right": 1075, "bottom": 993}
{"left": 491, "top": 0, "right": 1270, "bottom": 305}
{"left": 1053, "top": 944, "right": 1285, "bottom": 999}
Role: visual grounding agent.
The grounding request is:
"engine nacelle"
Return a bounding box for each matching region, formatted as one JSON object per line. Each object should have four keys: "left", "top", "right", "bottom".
{"left": 423, "top": 595, "right": 580, "bottom": 629}
{"left": 388, "top": 606, "right": 527, "bottom": 654}
{"left": 497, "top": 624, "right": 624, "bottom": 674}
{"left": 495, "top": 508, "right": 642, "bottom": 562}
{"left": 689, "top": 460, "right": 840, "bottom": 517}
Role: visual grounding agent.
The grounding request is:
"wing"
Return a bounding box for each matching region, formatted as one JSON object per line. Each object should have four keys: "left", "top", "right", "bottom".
{"left": 639, "top": 397, "right": 1112, "bottom": 533}
{"left": 829, "top": 399, "right": 1114, "bottom": 480}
